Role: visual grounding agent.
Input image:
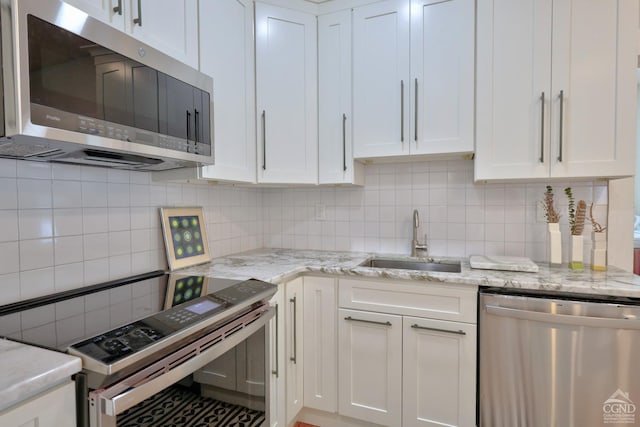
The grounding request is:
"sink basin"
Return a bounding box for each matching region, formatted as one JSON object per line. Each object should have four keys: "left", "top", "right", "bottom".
{"left": 359, "top": 258, "right": 461, "bottom": 273}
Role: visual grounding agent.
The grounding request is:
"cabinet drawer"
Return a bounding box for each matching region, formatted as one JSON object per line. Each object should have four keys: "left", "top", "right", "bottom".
{"left": 338, "top": 278, "right": 477, "bottom": 323}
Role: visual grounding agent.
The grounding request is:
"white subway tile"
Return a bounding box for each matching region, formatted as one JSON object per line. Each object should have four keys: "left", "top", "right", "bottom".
{"left": 17, "top": 161, "right": 51, "bottom": 179}
{"left": 108, "top": 207, "right": 131, "bottom": 231}
{"left": 19, "top": 238, "right": 54, "bottom": 270}
{"left": 0, "top": 158, "right": 17, "bottom": 177}
{"left": 18, "top": 179, "right": 52, "bottom": 208}
{"left": 52, "top": 164, "right": 82, "bottom": 181}
{"left": 109, "top": 230, "right": 131, "bottom": 256}
{"left": 18, "top": 209, "right": 53, "bottom": 240}
{"left": 54, "top": 236, "right": 84, "bottom": 265}
{"left": 108, "top": 183, "right": 130, "bottom": 207}
{"left": 53, "top": 208, "right": 83, "bottom": 237}
{"left": 107, "top": 169, "right": 130, "bottom": 183}
{"left": 485, "top": 223, "right": 506, "bottom": 242}
{"left": 84, "top": 258, "right": 109, "bottom": 285}
{"left": 109, "top": 254, "right": 132, "bottom": 279}
{"left": 0, "top": 273, "right": 20, "bottom": 305}
{"left": 83, "top": 233, "right": 109, "bottom": 260}
{"left": 82, "top": 182, "right": 108, "bottom": 207}
{"left": 130, "top": 171, "right": 151, "bottom": 185}
{"left": 505, "top": 223, "right": 526, "bottom": 242}
{"left": 54, "top": 262, "right": 84, "bottom": 291}
{"left": 82, "top": 208, "right": 109, "bottom": 234}
{"left": 466, "top": 223, "right": 485, "bottom": 241}
{"left": 0, "top": 210, "right": 18, "bottom": 242}
{"left": 0, "top": 241, "right": 19, "bottom": 274}
{"left": 505, "top": 242, "right": 526, "bottom": 257}
{"left": 20, "top": 267, "right": 54, "bottom": 299}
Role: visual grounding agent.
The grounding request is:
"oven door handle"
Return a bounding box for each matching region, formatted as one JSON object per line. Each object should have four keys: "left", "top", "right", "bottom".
{"left": 92, "top": 306, "right": 274, "bottom": 418}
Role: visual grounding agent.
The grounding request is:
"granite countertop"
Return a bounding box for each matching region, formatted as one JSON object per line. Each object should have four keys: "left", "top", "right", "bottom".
{"left": 180, "top": 248, "right": 640, "bottom": 298}
{"left": 0, "top": 338, "right": 81, "bottom": 412}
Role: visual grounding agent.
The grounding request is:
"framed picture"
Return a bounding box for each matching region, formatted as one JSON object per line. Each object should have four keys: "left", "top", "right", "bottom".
{"left": 160, "top": 207, "right": 211, "bottom": 271}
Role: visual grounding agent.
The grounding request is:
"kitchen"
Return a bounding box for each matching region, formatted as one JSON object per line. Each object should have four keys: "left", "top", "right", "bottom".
{"left": 0, "top": 0, "right": 638, "bottom": 426}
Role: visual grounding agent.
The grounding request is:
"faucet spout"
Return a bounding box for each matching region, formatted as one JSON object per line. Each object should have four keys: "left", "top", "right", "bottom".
{"left": 411, "top": 209, "right": 428, "bottom": 257}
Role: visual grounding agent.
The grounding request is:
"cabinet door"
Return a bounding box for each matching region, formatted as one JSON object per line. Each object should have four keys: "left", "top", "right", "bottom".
{"left": 403, "top": 316, "right": 476, "bottom": 427}
{"left": 352, "top": 0, "right": 410, "bottom": 159}
{"left": 338, "top": 308, "right": 402, "bottom": 426}
{"left": 318, "top": 11, "right": 362, "bottom": 185}
{"left": 127, "top": 0, "right": 198, "bottom": 68}
{"left": 236, "top": 326, "right": 266, "bottom": 396}
{"left": 303, "top": 276, "right": 337, "bottom": 413}
{"left": 285, "top": 277, "right": 304, "bottom": 424}
{"left": 475, "top": 0, "right": 553, "bottom": 180}
{"left": 193, "top": 347, "right": 237, "bottom": 390}
{"left": 410, "top": 0, "right": 474, "bottom": 155}
{"left": 549, "top": 0, "right": 636, "bottom": 178}
{"left": 255, "top": 3, "right": 318, "bottom": 184}
{"left": 0, "top": 381, "right": 76, "bottom": 427}
{"left": 199, "top": 0, "right": 256, "bottom": 183}
{"left": 268, "top": 289, "right": 286, "bottom": 427}
{"left": 63, "top": 0, "right": 125, "bottom": 29}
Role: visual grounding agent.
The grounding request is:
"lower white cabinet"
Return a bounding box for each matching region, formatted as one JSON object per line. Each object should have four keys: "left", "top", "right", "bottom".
{"left": 285, "top": 277, "right": 304, "bottom": 424}
{"left": 403, "top": 316, "right": 476, "bottom": 427}
{"left": 268, "top": 288, "right": 286, "bottom": 427}
{"left": 0, "top": 381, "right": 76, "bottom": 427}
{"left": 337, "top": 278, "right": 477, "bottom": 427}
{"left": 338, "top": 308, "right": 403, "bottom": 426}
{"left": 303, "top": 276, "right": 338, "bottom": 412}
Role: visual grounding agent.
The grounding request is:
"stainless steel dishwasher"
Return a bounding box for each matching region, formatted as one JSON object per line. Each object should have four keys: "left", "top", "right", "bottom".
{"left": 480, "top": 289, "right": 640, "bottom": 427}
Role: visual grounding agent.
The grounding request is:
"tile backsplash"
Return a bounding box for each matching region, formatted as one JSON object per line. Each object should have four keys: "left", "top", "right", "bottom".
{"left": 0, "top": 158, "right": 607, "bottom": 305}
{"left": 0, "top": 159, "right": 262, "bottom": 305}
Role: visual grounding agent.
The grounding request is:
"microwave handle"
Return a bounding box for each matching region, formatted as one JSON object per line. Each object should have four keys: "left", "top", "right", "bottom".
{"left": 186, "top": 110, "right": 191, "bottom": 142}
{"left": 194, "top": 109, "right": 200, "bottom": 143}
{"left": 133, "top": 0, "right": 142, "bottom": 26}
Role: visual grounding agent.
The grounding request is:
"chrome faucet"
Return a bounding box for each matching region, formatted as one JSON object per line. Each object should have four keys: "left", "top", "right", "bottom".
{"left": 411, "top": 209, "right": 428, "bottom": 257}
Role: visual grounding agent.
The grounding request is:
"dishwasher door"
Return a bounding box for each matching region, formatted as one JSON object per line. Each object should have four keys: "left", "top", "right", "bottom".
{"left": 480, "top": 291, "right": 640, "bottom": 427}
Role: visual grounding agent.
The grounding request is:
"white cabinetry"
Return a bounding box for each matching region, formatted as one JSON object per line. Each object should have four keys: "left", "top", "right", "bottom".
{"left": 255, "top": 3, "right": 318, "bottom": 184}
{"left": 0, "top": 381, "right": 76, "bottom": 427}
{"left": 475, "top": 0, "right": 637, "bottom": 181}
{"left": 318, "top": 11, "right": 363, "bottom": 185}
{"left": 198, "top": 0, "right": 256, "bottom": 183}
{"left": 403, "top": 316, "right": 476, "bottom": 427}
{"left": 338, "top": 308, "right": 403, "bottom": 426}
{"left": 268, "top": 288, "right": 286, "bottom": 427}
{"left": 352, "top": 0, "right": 474, "bottom": 160}
{"left": 303, "top": 276, "right": 338, "bottom": 413}
{"left": 285, "top": 277, "right": 304, "bottom": 424}
{"left": 64, "top": 0, "right": 199, "bottom": 68}
{"left": 337, "top": 278, "right": 477, "bottom": 427}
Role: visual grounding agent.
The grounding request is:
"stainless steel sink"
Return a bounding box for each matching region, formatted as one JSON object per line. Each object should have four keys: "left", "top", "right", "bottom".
{"left": 358, "top": 258, "right": 461, "bottom": 273}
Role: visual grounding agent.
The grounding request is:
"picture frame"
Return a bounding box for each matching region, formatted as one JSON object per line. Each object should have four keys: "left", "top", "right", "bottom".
{"left": 159, "top": 207, "right": 211, "bottom": 271}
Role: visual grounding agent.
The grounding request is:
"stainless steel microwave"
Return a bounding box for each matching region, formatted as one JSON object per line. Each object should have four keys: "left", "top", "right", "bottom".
{"left": 0, "top": 0, "right": 213, "bottom": 170}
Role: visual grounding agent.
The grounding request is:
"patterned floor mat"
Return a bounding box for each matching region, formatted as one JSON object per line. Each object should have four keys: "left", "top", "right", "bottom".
{"left": 117, "top": 384, "right": 265, "bottom": 427}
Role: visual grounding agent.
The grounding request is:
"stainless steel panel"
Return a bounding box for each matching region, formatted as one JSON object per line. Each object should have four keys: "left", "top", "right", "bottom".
{"left": 480, "top": 293, "right": 640, "bottom": 427}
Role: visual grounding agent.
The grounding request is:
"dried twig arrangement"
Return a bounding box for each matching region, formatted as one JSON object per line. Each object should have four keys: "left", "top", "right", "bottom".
{"left": 588, "top": 203, "right": 607, "bottom": 233}
{"left": 543, "top": 185, "right": 560, "bottom": 223}
{"left": 564, "top": 187, "right": 586, "bottom": 235}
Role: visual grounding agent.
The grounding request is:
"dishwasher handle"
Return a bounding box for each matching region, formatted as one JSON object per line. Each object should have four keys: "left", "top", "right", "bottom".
{"left": 485, "top": 304, "right": 640, "bottom": 330}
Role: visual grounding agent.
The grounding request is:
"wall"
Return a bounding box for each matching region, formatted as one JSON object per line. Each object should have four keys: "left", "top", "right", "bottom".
{"left": 0, "top": 158, "right": 262, "bottom": 305}
{"left": 0, "top": 158, "right": 609, "bottom": 305}
{"left": 263, "top": 159, "right": 608, "bottom": 262}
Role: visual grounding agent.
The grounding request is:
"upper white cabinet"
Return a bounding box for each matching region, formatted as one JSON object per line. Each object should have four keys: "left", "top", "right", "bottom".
{"left": 64, "top": 0, "right": 199, "bottom": 68}
{"left": 352, "top": 0, "right": 474, "bottom": 160}
{"left": 255, "top": 3, "right": 318, "bottom": 184}
{"left": 199, "top": 0, "right": 256, "bottom": 183}
{"left": 475, "top": 0, "right": 637, "bottom": 181}
{"left": 318, "top": 11, "right": 363, "bottom": 185}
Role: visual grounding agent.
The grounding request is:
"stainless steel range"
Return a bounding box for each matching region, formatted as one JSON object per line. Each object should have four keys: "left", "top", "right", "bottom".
{"left": 0, "top": 271, "right": 277, "bottom": 427}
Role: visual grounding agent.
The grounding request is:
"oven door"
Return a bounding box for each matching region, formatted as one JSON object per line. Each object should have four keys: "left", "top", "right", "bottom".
{"left": 86, "top": 305, "right": 273, "bottom": 427}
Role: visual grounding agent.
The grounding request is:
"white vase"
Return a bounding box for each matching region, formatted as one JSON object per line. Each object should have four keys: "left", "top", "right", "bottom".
{"left": 591, "top": 231, "right": 607, "bottom": 271}
{"left": 548, "top": 223, "right": 562, "bottom": 265}
{"left": 569, "top": 235, "right": 584, "bottom": 270}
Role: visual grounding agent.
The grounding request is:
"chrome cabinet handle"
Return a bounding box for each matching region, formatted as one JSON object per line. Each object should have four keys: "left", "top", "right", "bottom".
{"left": 344, "top": 316, "right": 391, "bottom": 327}
{"left": 342, "top": 113, "right": 347, "bottom": 172}
{"left": 133, "top": 0, "right": 142, "bottom": 26}
{"left": 557, "top": 90, "right": 564, "bottom": 162}
{"left": 289, "top": 296, "right": 297, "bottom": 364}
{"left": 194, "top": 109, "right": 199, "bottom": 144}
{"left": 261, "top": 110, "right": 266, "bottom": 170}
{"left": 400, "top": 80, "right": 405, "bottom": 142}
{"left": 414, "top": 78, "right": 418, "bottom": 142}
{"left": 113, "top": 0, "right": 122, "bottom": 15}
{"left": 539, "top": 92, "right": 545, "bottom": 163}
{"left": 411, "top": 323, "right": 466, "bottom": 336}
{"left": 272, "top": 303, "right": 279, "bottom": 377}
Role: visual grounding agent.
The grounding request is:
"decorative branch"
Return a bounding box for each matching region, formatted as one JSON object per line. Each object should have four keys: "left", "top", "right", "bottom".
{"left": 564, "top": 187, "right": 575, "bottom": 231}
{"left": 543, "top": 185, "right": 560, "bottom": 223}
{"left": 588, "top": 203, "right": 607, "bottom": 233}
{"left": 573, "top": 200, "right": 586, "bottom": 235}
